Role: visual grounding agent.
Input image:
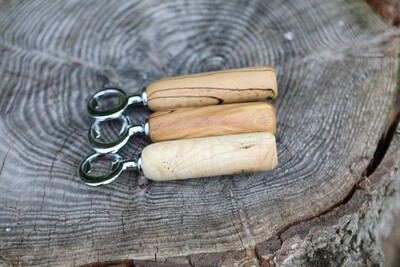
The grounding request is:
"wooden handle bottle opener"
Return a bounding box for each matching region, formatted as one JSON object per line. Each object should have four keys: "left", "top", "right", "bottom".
{"left": 79, "top": 132, "right": 278, "bottom": 185}
{"left": 89, "top": 102, "right": 276, "bottom": 154}
{"left": 88, "top": 66, "right": 278, "bottom": 120}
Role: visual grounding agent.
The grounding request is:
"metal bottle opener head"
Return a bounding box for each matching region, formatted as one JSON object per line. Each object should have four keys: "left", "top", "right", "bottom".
{"left": 88, "top": 114, "right": 149, "bottom": 154}
{"left": 87, "top": 88, "right": 148, "bottom": 121}
{"left": 79, "top": 152, "right": 143, "bottom": 186}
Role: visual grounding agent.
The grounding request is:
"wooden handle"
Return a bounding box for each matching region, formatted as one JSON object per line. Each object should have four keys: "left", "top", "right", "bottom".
{"left": 141, "top": 132, "right": 277, "bottom": 181}
{"left": 148, "top": 102, "right": 276, "bottom": 142}
{"left": 146, "top": 66, "right": 278, "bottom": 111}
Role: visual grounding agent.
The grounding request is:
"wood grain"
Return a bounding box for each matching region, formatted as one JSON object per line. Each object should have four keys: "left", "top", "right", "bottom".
{"left": 146, "top": 66, "right": 277, "bottom": 110}
{"left": 0, "top": 0, "right": 398, "bottom": 266}
{"left": 149, "top": 102, "right": 276, "bottom": 142}
{"left": 142, "top": 132, "right": 277, "bottom": 181}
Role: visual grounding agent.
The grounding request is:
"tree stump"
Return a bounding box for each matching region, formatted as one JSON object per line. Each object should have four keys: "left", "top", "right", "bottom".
{"left": 0, "top": 0, "right": 399, "bottom": 266}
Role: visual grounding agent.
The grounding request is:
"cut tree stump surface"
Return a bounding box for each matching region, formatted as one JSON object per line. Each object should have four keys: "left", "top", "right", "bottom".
{"left": 0, "top": 0, "right": 399, "bottom": 266}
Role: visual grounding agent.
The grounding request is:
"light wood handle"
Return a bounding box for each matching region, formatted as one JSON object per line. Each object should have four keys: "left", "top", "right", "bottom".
{"left": 148, "top": 102, "right": 276, "bottom": 142}
{"left": 141, "top": 132, "right": 277, "bottom": 181}
{"left": 146, "top": 66, "right": 278, "bottom": 111}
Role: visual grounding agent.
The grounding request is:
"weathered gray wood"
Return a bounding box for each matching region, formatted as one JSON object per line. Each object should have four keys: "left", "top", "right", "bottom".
{"left": 382, "top": 214, "right": 400, "bottom": 267}
{"left": 256, "top": 123, "right": 400, "bottom": 266}
{"left": 0, "top": 0, "right": 398, "bottom": 266}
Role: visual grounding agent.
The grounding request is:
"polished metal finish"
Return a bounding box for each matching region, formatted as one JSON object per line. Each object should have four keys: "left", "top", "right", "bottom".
{"left": 143, "top": 118, "right": 150, "bottom": 136}
{"left": 88, "top": 114, "right": 148, "bottom": 154}
{"left": 87, "top": 88, "right": 146, "bottom": 121}
{"left": 79, "top": 153, "right": 139, "bottom": 186}
{"left": 141, "top": 90, "right": 148, "bottom": 106}
{"left": 136, "top": 152, "right": 143, "bottom": 174}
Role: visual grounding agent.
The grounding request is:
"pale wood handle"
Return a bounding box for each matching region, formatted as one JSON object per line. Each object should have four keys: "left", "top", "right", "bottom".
{"left": 149, "top": 102, "right": 276, "bottom": 142}
{"left": 141, "top": 132, "right": 277, "bottom": 181}
{"left": 146, "top": 66, "right": 278, "bottom": 111}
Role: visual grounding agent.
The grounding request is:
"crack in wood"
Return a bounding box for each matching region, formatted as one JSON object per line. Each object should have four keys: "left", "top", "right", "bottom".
{"left": 49, "top": 129, "right": 75, "bottom": 180}
{"left": 254, "top": 91, "right": 400, "bottom": 266}
{"left": 0, "top": 144, "right": 12, "bottom": 180}
{"left": 365, "top": 84, "right": 400, "bottom": 176}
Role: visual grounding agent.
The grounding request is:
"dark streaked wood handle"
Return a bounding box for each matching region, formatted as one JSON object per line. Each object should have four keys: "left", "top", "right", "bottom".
{"left": 148, "top": 102, "right": 276, "bottom": 142}
{"left": 146, "top": 66, "right": 278, "bottom": 111}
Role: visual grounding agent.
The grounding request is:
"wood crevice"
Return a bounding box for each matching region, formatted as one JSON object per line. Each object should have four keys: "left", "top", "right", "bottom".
{"left": 365, "top": 73, "right": 400, "bottom": 177}
{"left": 187, "top": 255, "right": 194, "bottom": 267}
{"left": 255, "top": 138, "right": 399, "bottom": 266}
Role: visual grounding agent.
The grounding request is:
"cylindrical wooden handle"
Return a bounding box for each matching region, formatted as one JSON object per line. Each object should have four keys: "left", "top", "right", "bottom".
{"left": 148, "top": 102, "right": 276, "bottom": 142}
{"left": 146, "top": 66, "right": 278, "bottom": 111}
{"left": 141, "top": 132, "right": 277, "bottom": 181}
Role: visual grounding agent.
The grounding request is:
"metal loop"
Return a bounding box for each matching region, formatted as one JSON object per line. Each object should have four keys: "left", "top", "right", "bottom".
{"left": 88, "top": 115, "right": 145, "bottom": 154}
{"left": 79, "top": 153, "right": 138, "bottom": 186}
{"left": 87, "top": 88, "right": 144, "bottom": 121}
